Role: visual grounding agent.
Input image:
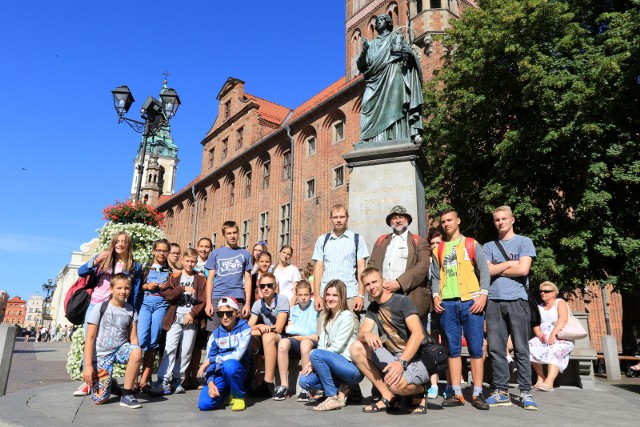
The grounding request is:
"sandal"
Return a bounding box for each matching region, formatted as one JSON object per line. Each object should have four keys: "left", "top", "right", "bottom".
{"left": 362, "top": 396, "right": 397, "bottom": 413}
{"left": 533, "top": 382, "right": 545, "bottom": 390}
{"left": 409, "top": 385, "right": 428, "bottom": 415}
{"left": 537, "top": 383, "right": 554, "bottom": 392}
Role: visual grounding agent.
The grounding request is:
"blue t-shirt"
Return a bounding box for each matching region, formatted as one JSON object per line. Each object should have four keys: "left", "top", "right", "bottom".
{"left": 286, "top": 300, "right": 318, "bottom": 336}
{"left": 483, "top": 235, "right": 536, "bottom": 300}
{"left": 204, "top": 246, "right": 252, "bottom": 300}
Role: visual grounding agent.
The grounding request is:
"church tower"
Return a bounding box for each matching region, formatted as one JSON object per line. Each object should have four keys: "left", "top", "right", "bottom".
{"left": 130, "top": 80, "right": 180, "bottom": 205}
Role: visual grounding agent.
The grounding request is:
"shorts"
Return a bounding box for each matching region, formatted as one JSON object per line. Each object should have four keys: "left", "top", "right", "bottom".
{"left": 287, "top": 337, "right": 317, "bottom": 357}
{"left": 370, "top": 346, "right": 428, "bottom": 385}
{"left": 440, "top": 298, "right": 484, "bottom": 359}
{"left": 92, "top": 342, "right": 140, "bottom": 403}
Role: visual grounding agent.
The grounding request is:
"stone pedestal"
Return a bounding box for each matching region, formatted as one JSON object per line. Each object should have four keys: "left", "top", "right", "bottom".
{"left": 602, "top": 335, "right": 621, "bottom": 380}
{"left": 343, "top": 140, "right": 427, "bottom": 246}
{"left": 0, "top": 325, "right": 17, "bottom": 397}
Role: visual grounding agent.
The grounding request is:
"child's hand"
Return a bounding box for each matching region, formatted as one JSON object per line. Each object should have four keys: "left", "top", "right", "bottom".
{"left": 301, "top": 362, "right": 313, "bottom": 376}
{"left": 208, "top": 382, "right": 220, "bottom": 398}
{"left": 82, "top": 366, "right": 95, "bottom": 386}
{"left": 258, "top": 325, "right": 271, "bottom": 334}
{"left": 184, "top": 313, "right": 194, "bottom": 325}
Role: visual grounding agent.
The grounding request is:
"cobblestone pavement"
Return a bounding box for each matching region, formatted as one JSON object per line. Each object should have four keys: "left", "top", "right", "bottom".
{"left": 5, "top": 337, "right": 73, "bottom": 395}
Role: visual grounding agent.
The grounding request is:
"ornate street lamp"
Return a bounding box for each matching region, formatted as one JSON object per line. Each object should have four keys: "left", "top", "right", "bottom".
{"left": 111, "top": 83, "right": 181, "bottom": 202}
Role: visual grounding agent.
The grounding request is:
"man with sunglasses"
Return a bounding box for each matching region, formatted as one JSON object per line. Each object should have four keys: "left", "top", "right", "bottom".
{"left": 198, "top": 297, "right": 251, "bottom": 412}
{"left": 248, "top": 272, "right": 290, "bottom": 397}
{"left": 482, "top": 206, "right": 538, "bottom": 410}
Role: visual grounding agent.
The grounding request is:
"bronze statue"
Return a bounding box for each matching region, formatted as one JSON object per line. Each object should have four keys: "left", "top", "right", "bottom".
{"left": 357, "top": 14, "right": 424, "bottom": 145}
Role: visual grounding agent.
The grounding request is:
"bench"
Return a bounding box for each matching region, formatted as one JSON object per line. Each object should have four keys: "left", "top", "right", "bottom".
{"left": 460, "top": 312, "right": 597, "bottom": 390}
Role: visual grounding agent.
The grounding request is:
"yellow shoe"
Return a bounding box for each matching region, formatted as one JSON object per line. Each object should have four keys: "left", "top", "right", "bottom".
{"left": 231, "top": 397, "right": 246, "bottom": 411}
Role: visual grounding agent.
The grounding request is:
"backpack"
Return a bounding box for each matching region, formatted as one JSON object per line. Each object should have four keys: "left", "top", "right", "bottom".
{"left": 375, "top": 233, "right": 420, "bottom": 248}
{"left": 435, "top": 237, "right": 476, "bottom": 267}
{"left": 64, "top": 266, "right": 102, "bottom": 325}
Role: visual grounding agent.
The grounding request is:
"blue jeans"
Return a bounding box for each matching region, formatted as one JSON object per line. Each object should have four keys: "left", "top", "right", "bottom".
{"left": 298, "top": 349, "right": 364, "bottom": 397}
{"left": 440, "top": 298, "right": 485, "bottom": 358}
{"left": 137, "top": 295, "right": 169, "bottom": 351}
{"left": 198, "top": 359, "right": 247, "bottom": 411}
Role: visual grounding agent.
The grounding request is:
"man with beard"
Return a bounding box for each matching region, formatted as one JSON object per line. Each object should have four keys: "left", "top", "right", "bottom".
{"left": 368, "top": 206, "right": 431, "bottom": 320}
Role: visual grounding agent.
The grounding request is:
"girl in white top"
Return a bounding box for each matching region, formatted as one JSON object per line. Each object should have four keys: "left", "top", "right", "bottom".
{"left": 273, "top": 245, "right": 301, "bottom": 306}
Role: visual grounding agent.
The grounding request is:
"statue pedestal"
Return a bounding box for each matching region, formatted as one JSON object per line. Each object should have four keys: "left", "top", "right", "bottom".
{"left": 343, "top": 139, "right": 427, "bottom": 246}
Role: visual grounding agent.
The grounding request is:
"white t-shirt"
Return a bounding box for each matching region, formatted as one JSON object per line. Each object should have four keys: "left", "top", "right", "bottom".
{"left": 273, "top": 265, "right": 301, "bottom": 302}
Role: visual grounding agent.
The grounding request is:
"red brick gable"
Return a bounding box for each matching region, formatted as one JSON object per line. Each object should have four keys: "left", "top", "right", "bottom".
{"left": 244, "top": 93, "right": 291, "bottom": 126}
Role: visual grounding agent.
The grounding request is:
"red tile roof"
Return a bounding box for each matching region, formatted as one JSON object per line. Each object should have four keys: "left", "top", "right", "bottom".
{"left": 244, "top": 93, "right": 292, "bottom": 126}
{"left": 290, "top": 76, "right": 362, "bottom": 121}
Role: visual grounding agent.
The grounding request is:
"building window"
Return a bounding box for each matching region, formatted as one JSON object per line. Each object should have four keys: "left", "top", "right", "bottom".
{"left": 260, "top": 211, "right": 269, "bottom": 243}
{"left": 244, "top": 172, "right": 252, "bottom": 198}
{"left": 333, "top": 165, "right": 345, "bottom": 188}
{"left": 236, "top": 127, "right": 244, "bottom": 149}
{"left": 202, "top": 197, "right": 207, "bottom": 218}
{"left": 262, "top": 161, "right": 270, "bottom": 189}
{"left": 279, "top": 203, "right": 290, "bottom": 247}
{"left": 188, "top": 203, "right": 194, "bottom": 224}
{"left": 208, "top": 147, "right": 215, "bottom": 168}
{"left": 168, "top": 213, "right": 174, "bottom": 232}
{"left": 230, "top": 180, "right": 235, "bottom": 206}
{"left": 431, "top": 0, "right": 442, "bottom": 8}
{"left": 306, "top": 178, "right": 316, "bottom": 199}
{"left": 306, "top": 136, "right": 316, "bottom": 156}
{"left": 333, "top": 120, "right": 344, "bottom": 143}
{"left": 224, "top": 100, "right": 231, "bottom": 120}
{"left": 282, "top": 150, "right": 291, "bottom": 180}
{"left": 221, "top": 139, "right": 228, "bottom": 160}
{"left": 211, "top": 232, "right": 217, "bottom": 250}
{"left": 242, "top": 219, "right": 251, "bottom": 249}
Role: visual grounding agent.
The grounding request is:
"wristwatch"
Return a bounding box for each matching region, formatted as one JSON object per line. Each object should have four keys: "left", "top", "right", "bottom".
{"left": 398, "top": 359, "right": 409, "bottom": 370}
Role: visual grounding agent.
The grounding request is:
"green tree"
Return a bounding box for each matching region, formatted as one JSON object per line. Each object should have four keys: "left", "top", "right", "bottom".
{"left": 423, "top": 0, "right": 640, "bottom": 296}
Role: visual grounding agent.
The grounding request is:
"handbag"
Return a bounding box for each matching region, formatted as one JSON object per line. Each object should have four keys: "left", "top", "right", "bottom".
{"left": 494, "top": 241, "right": 541, "bottom": 328}
{"left": 557, "top": 305, "right": 588, "bottom": 340}
{"left": 418, "top": 330, "right": 448, "bottom": 376}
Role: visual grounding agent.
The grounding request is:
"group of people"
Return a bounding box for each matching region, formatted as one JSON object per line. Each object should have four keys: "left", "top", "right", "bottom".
{"left": 76, "top": 202, "right": 576, "bottom": 414}
{"left": 34, "top": 324, "right": 72, "bottom": 342}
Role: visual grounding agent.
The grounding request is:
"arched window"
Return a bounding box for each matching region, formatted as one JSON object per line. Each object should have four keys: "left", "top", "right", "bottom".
{"left": 351, "top": 29, "right": 362, "bottom": 78}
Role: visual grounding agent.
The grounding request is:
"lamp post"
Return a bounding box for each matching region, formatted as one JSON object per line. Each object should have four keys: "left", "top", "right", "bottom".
{"left": 111, "top": 84, "right": 181, "bottom": 203}
{"left": 41, "top": 279, "right": 56, "bottom": 327}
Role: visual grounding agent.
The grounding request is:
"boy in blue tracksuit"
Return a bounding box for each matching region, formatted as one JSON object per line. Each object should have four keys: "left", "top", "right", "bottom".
{"left": 197, "top": 297, "right": 251, "bottom": 411}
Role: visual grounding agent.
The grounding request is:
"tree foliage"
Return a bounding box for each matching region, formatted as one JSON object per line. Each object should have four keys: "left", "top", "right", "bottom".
{"left": 423, "top": 0, "right": 640, "bottom": 291}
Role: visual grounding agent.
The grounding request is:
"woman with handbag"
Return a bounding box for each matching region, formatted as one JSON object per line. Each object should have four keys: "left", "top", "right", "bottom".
{"left": 528, "top": 281, "right": 575, "bottom": 391}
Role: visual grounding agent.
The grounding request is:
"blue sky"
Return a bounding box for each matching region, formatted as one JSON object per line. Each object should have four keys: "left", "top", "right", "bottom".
{"left": 0, "top": 0, "right": 345, "bottom": 300}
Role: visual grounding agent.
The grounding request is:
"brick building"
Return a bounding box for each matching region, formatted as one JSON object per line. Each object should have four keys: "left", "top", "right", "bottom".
{"left": 155, "top": 0, "right": 467, "bottom": 258}
{"left": 3, "top": 296, "right": 26, "bottom": 327}
{"left": 153, "top": 0, "right": 623, "bottom": 353}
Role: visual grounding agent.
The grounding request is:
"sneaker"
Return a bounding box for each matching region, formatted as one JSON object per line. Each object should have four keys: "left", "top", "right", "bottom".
{"left": 120, "top": 394, "right": 142, "bottom": 409}
{"left": 441, "top": 394, "right": 465, "bottom": 407}
{"left": 73, "top": 383, "right": 91, "bottom": 396}
{"left": 173, "top": 383, "right": 186, "bottom": 394}
{"left": 231, "top": 397, "right": 246, "bottom": 411}
{"left": 297, "top": 390, "right": 311, "bottom": 402}
{"left": 486, "top": 390, "right": 512, "bottom": 407}
{"left": 509, "top": 360, "right": 517, "bottom": 374}
{"left": 148, "top": 380, "right": 172, "bottom": 396}
{"left": 442, "top": 385, "right": 454, "bottom": 399}
{"left": 521, "top": 394, "right": 538, "bottom": 411}
{"left": 427, "top": 386, "right": 439, "bottom": 400}
{"left": 472, "top": 394, "right": 490, "bottom": 410}
{"left": 273, "top": 386, "right": 288, "bottom": 401}
{"left": 313, "top": 395, "right": 342, "bottom": 411}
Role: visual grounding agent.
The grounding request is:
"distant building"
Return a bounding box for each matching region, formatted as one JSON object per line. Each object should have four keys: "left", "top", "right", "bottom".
{"left": 49, "top": 238, "right": 99, "bottom": 328}
{"left": 25, "top": 294, "right": 44, "bottom": 329}
{"left": 0, "top": 290, "right": 9, "bottom": 323}
{"left": 3, "top": 296, "right": 26, "bottom": 327}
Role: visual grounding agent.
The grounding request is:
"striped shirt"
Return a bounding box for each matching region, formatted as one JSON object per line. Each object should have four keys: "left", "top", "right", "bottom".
{"left": 312, "top": 229, "right": 370, "bottom": 298}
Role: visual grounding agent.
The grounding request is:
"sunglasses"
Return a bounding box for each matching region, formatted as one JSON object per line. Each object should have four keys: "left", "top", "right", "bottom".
{"left": 259, "top": 283, "right": 275, "bottom": 289}
{"left": 216, "top": 311, "right": 235, "bottom": 318}
{"left": 540, "top": 290, "right": 554, "bottom": 294}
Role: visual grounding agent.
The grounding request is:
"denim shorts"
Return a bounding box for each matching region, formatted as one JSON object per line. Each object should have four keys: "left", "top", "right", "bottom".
{"left": 440, "top": 298, "right": 484, "bottom": 358}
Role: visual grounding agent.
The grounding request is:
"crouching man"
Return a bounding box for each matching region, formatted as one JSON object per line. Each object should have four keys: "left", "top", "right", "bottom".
{"left": 350, "top": 267, "right": 429, "bottom": 414}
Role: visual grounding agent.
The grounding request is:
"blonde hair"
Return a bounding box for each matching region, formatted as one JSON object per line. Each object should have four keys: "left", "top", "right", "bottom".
{"left": 101, "top": 232, "right": 134, "bottom": 274}
{"left": 494, "top": 205, "right": 514, "bottom": 217}
{"left": 539, "top": 281, "right": 559, "bottom": 293}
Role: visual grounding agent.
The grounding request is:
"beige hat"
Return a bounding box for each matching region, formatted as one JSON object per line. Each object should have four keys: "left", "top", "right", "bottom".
{"left": 386, "top": 205, "right": 413, "bottom": 226}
